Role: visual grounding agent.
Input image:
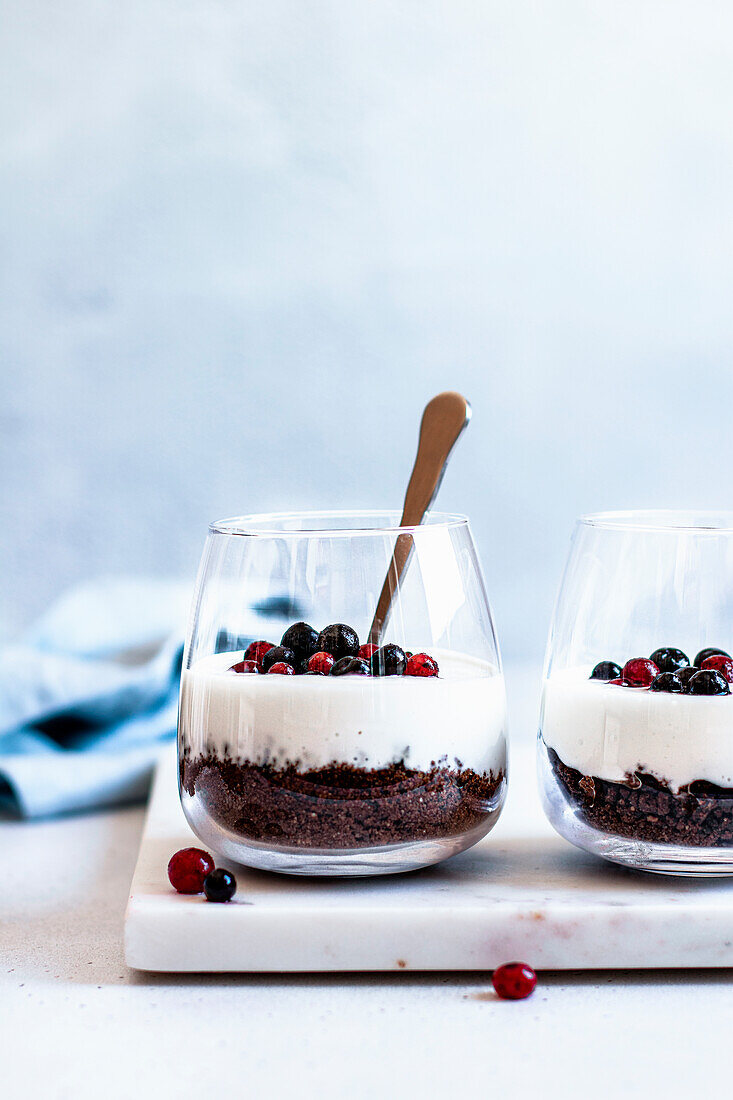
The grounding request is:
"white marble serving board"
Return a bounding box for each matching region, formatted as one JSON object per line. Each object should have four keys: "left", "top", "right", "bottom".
{"left": 125, "top": 744, "right": 733, "bottom": 972}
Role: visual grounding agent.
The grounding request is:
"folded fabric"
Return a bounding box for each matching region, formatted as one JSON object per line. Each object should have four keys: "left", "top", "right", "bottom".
{"left": 0, "top": 577, "right": 289, "bottom": 818}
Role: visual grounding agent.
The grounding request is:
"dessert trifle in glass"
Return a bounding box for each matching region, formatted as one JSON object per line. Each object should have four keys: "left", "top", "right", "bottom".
{"left": 539, "top": 511, "right": 733, "bottom": 875}
{"left": 178, "top": 511, "right": 507, "bottom": 875}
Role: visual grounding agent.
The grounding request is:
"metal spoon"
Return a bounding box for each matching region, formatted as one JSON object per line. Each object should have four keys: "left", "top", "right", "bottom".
{"left": 368, "top": 391, "right": 472, "bottom": 645}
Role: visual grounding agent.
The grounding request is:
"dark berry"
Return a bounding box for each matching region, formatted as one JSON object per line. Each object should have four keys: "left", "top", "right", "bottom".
{"left": 685, "top": 669, "right": 730, "bottom": 696}
{"left": 167, "top": 847, "right": 215, "bottom": 894}
{"left": 228, "top": 659, "right": 260, "bottom": 674}
{"left": 280, "top": 622, "right": 319, "bottom": 661}
{"left": 203, "top": 868, "right": 237, "bottom": 903}
{"left": 405, "top": 652, "right": 439, "bottom": 677}
{"left": 370, "top": 643, "right": 407, "bottom": 677}
{"left": 650, "top": 671, "right": 683, "bottom": 693}
{"left": 590, "top": 661, "right": 622, "bottom": 681}
{"left": 492, "top": 962, "right": 537, "bottom": 1000}
{"left": 358, "top": 643, "right": 378, "bottom": 661}
{"left": 331, "top": 656, "right": 371, "bottom": 676}
{"left": 317, "top": 624, "right": 360, "bottom": 661}
{"left": 267, "top": 662, "right": 295, "bottom": 675}
{"left": 608, "top": 677, "right": 627, "bottom": 686}
{"left": 649, "top": 648, "right": 689, "bottom": 674}
{"left": 261, "top": 645, "right": 297, "bottom": 672}
{"left": 244, "top": 640, "right": 274, "bottom": 668}
{"left": 308, "top": 651, "right": 335, "bottom": 675}
{"left": 622, "top": 658, "right": 658, "bottom": 688}
{"left": 675, "top": 666, "right": 699, "bottom": 689}
{"left": 694, "top": 647, "right": 730, "bottom": 669}
{"left": 701, "top": 654, "right": 733, "bottom": 683}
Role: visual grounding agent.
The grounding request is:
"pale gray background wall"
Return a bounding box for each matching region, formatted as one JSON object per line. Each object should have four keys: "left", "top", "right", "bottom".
{"left": 3, "top": 1, "right": 733, "bottom": 662}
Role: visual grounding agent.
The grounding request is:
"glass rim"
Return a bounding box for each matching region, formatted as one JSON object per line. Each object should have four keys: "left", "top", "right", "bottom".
{"left": 578, "top": 509, "right": 733, "bottom": 534}
{"left": 208, "top": 509, "right": 470, "bottom": 538}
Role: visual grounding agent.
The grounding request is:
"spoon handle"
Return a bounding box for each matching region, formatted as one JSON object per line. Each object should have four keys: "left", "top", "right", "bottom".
{"left": 368, "top": 391, "right": 471, "bottom": 645}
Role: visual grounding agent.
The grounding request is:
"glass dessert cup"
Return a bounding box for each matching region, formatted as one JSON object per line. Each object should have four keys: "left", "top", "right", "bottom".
{"left": 538, "top": 510, "right": 733, "bottom": 876}
{"left": 178, "top": 511, "right": 507, "bottom": 876}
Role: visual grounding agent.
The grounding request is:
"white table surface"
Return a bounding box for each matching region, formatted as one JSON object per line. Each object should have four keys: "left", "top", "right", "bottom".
{"left": 2, "top": 666, "right": 731, "bottom": 1098}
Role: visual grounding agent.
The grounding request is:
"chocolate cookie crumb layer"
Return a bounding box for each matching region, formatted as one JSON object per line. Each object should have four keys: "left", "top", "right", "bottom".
{"left": 547, "top": 745, "right": 733, "bottom": 846}
{"left": 180, "top": 754, "right": 504, "bottom": 849}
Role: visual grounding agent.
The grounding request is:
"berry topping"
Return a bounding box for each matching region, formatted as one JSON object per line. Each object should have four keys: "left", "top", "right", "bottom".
{"left": 167, "top": 847, "right": 215, "bottom": 894}
{"left": 370, "top": 643, "right": 407, "bottom": 677}
{"left": 317, "top": 624, "right": 360, "bottom": 661}
{"left": 228, "top": 659, "right": 260, "bottom": 674}
{"left": 701, "top": 653, "right": 733, "bottom": 683}
{"left": 608, "top": 677, "right": 627, "bottom": 686}
{"left": 280, "top": 621, "right": 319, "bottom": 661}
{"left": 621, "top": 658, "right": 659, "bottom": 688}
{"left": 675, "top": 665, "right": 699, "bottom": 688}
{"left": 267, "top": 662, "right": 295, "bottom": 675}
{"left": 308, "top": 651, "right": 335, "bottom": 675}
{"left": 492, "top": 962, "right": 537, "bottom": 1000}
{"left": 358, "top": 643, "right": 378, "bottom": 661}
{"left": 244, "top": 640, "right": 274, "bottom": 668}
{"left": 261, "top": 645, "right": 297, "bottom": 672}
{"left": 330, "top": 656, "right": 371, "bottom": 676}
{"left": 590, "top": 661, "right": 622, "bottom": 682}
{"left": 203, "top": 868, "right": 237, "bottom": 903}
{"left": 694, "top": 647, "right": 730, "bottom": 669}
{"left": 405, "top": 652, "right": 440, "bottom": 677}
{"left": 649, "top": 648, "right": 689, "bottom": 674}
{"left": 685, "top": 669, "right": 730, "bottom": 696}
{"left": 650, "top": 671, "right": 683, "bottom": 693}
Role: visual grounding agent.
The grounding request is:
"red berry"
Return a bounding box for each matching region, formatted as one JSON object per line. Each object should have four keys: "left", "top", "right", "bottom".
{"left": 608, "top": 677, "right": 628, "bottom": 686}
{"left": 622, "top": 657, "right": 658, "bottom": 688}
{"left": 492, "top": 962, "right": 537, "bottom": 1000}
{"left": 405, "top": 652, "right": 439, "bottom": 677}
{"left": 701, "top": 654, "right": 733, "bottom": 683}
{"left": 308, "top": 651, "right": 335, "bottom": 675}
{"left": 167, "top": 847, "right": 215, "bottom": 894}
{"left": 244, "top": 640, "right": 274, "bottom": 668}
{"left": 228, "top": 659, "right": 260, "bottom": 674}
{"left": 267, "top": 662, "right": 295, "bottom": 675}
{"left": 358, "top": 643, "right": 378, "bottom": 661}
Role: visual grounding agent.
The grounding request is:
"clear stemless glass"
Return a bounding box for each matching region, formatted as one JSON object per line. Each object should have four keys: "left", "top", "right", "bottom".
{"left": 178, "top": 510, "right": 507, "bottom": 876}
{"left": 539, "top": 510, "right": 733, "bottom": 876}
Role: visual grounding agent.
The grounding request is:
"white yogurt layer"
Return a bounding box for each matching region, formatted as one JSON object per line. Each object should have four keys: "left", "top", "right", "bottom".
{"left": 179, "top": 650, "right": 506, "bottom": 775}
{"left": 542, "top": 667, "right": 733, "bottom": 791}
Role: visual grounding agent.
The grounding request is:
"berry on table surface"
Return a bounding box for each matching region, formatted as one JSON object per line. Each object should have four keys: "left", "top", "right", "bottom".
{"left": 405, "top": 652, "right": 440, "bottom": 677}
{"left": 492, "top": 962, "right": 537, "bottom": 1000}
{"left": 370, "top": 643, "right": 407, "bottom": 676}
{"left": 358, "top": 643, "right": 378, "bottom": 661}
{"left": 261, "top": 645, "right": 297, "bottom": 672}
{"left": 244, "top": 640, "right": 274, "bottom": 668}
{"left": 700, "top": 653, "right": 733, "bottom": 683}
{"left": 694, "top": 647, "right": 730, "bottom": 669}
{"left": 622, "top": 658, "right": 659, "bottom": 688}
{"left": 676, "top": 666, "right": 699, "bottom": 688}
{"left": 280, "top": 622, "right": 319, "bottom": 661}
{"left": 317, "top": 624, "right": 360, "bottom": 660}
{"left": 607, "top": 677, "right": 627, "bottom": 686}
{"left": 686, "top": 669, "right": 730, "bottom": 696}
{"left": 649, "top": 648, "right": 689, "bottom": 674}
{"left": 228, "top": 660, "right": 260, "bottom": 674}
{"left": 331, "top": 656, "right": 371, "bottom": 676}
{"left": 308, "top": 651, "right": 335, "bottom": 675}
{"left": 650, "top": 671, "right": 683, "bottom": 693}
{"left": 203, "top": 868, "right": 237, "bottom": 903}
{"left": 267, "top": 662, "right": 295, "bottom": 675}
{"left": 590, "top": 661, "right": 622, "bottom": 681}
{"left": 167, "top": 848, "right": 215, "bottom": 894}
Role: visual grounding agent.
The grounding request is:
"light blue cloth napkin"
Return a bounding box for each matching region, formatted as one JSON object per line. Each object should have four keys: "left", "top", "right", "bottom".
{"left": 0, "top": 578, "right": 294, "bottom": 818}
